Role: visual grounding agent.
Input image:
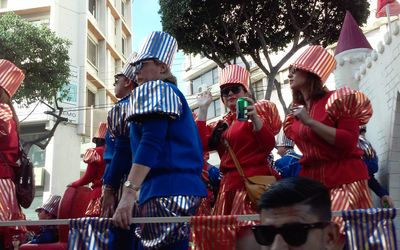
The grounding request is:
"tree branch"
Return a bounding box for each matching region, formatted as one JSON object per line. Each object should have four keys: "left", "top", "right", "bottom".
{"left": 272, "top": 43, "right": 303, "bottom": 75}
{"left": 221, "top": 22, "right": 251, "bottom": 70}
{"left": 206, "top": 37, "right": 230, "bottom": 67}
{"left": 285, "top": 0, "right": 318, "bottom": 32}
{"left": 254, "top": 27, "right": 273, "bottom": 71}
{"left": 285, "top": 0, "right": 301, "bottom": 31}
{"left": 250, "top": 53, "right": 270, "bottom": 75}
{"left": 205, "top": 53, "right": 226, "bottom": 69}
{"left": 273, "top": 79, "right": 288, "bottom": 114}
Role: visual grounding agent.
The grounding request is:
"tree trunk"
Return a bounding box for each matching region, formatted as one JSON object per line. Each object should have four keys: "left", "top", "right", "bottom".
{"left": 265, "top": 74, "right": 289, "bottom": 115}
{"left": 273, "top": 78, "right": 289, "bottom": 115}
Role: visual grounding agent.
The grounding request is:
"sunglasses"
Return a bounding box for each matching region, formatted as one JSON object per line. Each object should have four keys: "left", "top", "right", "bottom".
{"left": 113, "top": 76, "right": 137, "bottom": 87}
{"left": 221, "top": 85, "right": 243, "bottom": 97}
{"left": 252, "top": 222, "right": 329, "bottom": 246}
{"left": 133, "top": 60, "right": 159, "bottom": 74}
{"left": 113, "top": 75, "right": 123, "bottom": 86}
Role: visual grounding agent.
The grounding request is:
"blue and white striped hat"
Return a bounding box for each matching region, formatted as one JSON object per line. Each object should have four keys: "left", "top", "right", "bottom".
{"left": 131, "top": 31, "right": 178, "bottom": 67}
{"left": 115, "top": 53, "right": 136, "bottom": 80}
{"left": 276, "top": 132, "right": 295, "bottom": 147}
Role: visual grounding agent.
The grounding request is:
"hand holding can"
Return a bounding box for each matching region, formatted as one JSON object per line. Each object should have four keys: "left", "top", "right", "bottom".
{"left": 236, "top": 97, "right": 249, "bottom": 121}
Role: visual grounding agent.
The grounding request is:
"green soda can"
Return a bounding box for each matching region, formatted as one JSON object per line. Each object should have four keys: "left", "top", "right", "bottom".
{"left": 236, "top": 97, "right": 249, "bottom": 121}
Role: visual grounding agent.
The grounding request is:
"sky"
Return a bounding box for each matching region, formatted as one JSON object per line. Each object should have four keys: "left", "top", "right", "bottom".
{"left": 132, "top": 0, "right": 185, "bottom": 86}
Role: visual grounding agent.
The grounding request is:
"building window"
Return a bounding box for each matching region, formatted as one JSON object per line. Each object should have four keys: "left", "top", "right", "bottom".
{"left": 30, "top": 19, "right": 50, "bottom": 27}
{"left": 254, "top": 79, "right": 264, "bottom": 100}
{"left": 87, "top": 89, "right": 96, "bottom": 107}
{"left": 114, "top": 60, "right": 119, "bottom": 78}
{"left": 0, "top": 0, "right": 8, "bottom": 8}
{"left": 29, "top": 145, "right": 46, "bottom": 168}
{"left": 87, "top": 37, "right": 98, "bottom": 68}
{"left": 121, "top": 0, "right": 126, "bottom": 18}
{"left": 192, "top": 77, "right": 203, "bottom": 94}
{"left": 191, "top": 67, "right": 219, "bottom": 95}
{"left": 212, "top": 67, "right": 219, "bottom": 85}
{"left": 207, "top": 100, "right": 222, "bottom": 119}
{"left": 88, "top": 0, "right": 97, "bottom": 18}
{"left": 122, "top": 36, "right": 127, "bottom": 56}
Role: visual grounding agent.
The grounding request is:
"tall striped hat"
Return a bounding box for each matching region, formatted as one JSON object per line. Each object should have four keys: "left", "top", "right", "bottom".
{"left": 36, "top": 195, "right": 61, "bottom": 217}
{"left": 93, "top": 122, "right": 107, "bottom": 139}
{"left": 115, "top": 53, "right": 136, "bottom": 81}
{"left": 0, "top": 59, "right": 25, "bottom": 97}
{"left": 219, "top": 65, "right": 250, "bottom": 91}
{"left": 131, "top": 31, "right": 178, "bottom": 67}
{"left": 290, "top": 45, "right": 336, "bottom": 83}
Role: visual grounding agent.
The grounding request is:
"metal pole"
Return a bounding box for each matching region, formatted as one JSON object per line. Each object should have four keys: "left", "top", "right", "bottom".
{"left": 90, "top": 105, "right": 94, "bottom": 139}
{"left": 0, "top": 211, "right": 353, "bottom": 227}
{"left": 387, "top": 4, "right": 392, "bottom": 34}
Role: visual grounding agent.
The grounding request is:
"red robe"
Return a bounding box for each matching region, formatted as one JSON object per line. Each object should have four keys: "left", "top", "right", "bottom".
{"left": 197, "top": 100, "right": 281, "bottom": 190}
{"left": 284, "top": 88, "right": 373, "bottom": 188}
{"left": 0, "top": 103, "right": 19, "bottom": 179}
{"left": 0, "top": 104, "right": 26, "bottom": 248}
{"left": 70, "top": 146, "right": 105, "bottom": 199}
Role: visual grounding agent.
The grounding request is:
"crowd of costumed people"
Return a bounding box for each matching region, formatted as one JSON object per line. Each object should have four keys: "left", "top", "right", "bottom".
{"left": 0, "top": 28, "right": 396, "bottom": 250}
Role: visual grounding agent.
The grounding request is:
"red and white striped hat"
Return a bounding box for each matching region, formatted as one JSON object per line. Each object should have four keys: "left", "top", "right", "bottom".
{"left": 0, "top": 59, "right": 25, "bottom": 97}
{"left": 35, "top": 195, "right": 61, "bottom": 217}
{"left": 94, "top": 122, "right": 107, "bottom": 139}
{"left": 219, "top": 65, "right": 250, "bottom": 91}
{"left": 290, "top": 45, "right": 336, "bottom": 83}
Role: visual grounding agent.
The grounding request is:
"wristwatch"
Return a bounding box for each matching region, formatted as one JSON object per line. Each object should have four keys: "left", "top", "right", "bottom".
{"left": 102, "top": 184, "right": 114, "bottom": 191}
{"left": 124, "top": 180, "right": 140, "bottom": 191}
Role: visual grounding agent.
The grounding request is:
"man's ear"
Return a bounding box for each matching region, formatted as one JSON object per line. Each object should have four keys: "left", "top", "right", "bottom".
{"left": 324, "top": 222, "right": 342, "bottom": 250}
{"left": 160, "top": 63, "right": 168, "bottom": 74}
{"left": 124, "top": 79, "right": 133, "bottom": 88}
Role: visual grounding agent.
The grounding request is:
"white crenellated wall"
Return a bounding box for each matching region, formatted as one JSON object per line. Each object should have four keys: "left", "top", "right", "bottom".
{"left": 353, "top": 20, "right": 400, "bottom": 243}
{"left": 334, "top": 48, "right": 372, "bottom": 90}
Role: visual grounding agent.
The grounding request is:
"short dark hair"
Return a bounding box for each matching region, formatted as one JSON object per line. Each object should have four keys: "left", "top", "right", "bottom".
{"left": 259, "top": 177, "right": 331, "bottom": 221}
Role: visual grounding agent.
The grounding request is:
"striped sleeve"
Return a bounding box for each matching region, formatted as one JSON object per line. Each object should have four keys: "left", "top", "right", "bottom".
{"left": 83, "top": 148, "right": 101, "bottom": 164}
{"left": 325, "top": 87, "right": 373, "bottom": 125}
{"left": 255, "top": 100, "right": 282, "bottom": 135}
{"left": 0, "top": 103, "right": 13, "bottom": 136}
{"left": 283, "top": 113, "right": 295, "bottom": 141}
{"left": 127, "top": 80, "right": 183, "bottom": 121}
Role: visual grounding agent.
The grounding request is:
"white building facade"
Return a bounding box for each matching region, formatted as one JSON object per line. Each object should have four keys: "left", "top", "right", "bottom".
{"left": 0, "top": 0, "right": 132, "bottom": 217}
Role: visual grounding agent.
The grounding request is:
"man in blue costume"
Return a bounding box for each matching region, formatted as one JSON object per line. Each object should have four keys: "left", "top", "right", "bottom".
{"left": 358, "top": 126, "right": 394, "bottom": 208}
{"left": 101, "top": 54, "right": 138, "bottom": 250}
{"left": 274, "top": 134, "right": 302, "bottom": 178}
{"left": 112, "top": 31, "right": 207, "bottom": 250}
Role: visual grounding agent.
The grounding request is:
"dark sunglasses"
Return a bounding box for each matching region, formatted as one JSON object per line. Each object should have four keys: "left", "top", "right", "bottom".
{"left": 132, "top": 59, "right": 159, "bottom": 74}
{"left": 113, "top": 76, "right": 122, "bottom": 86}
{"left": 221, "top": 85, "right": 243, "bottom": 97}
{"left": 252, "top": 222, "right": 329, "bottom": 246}
{"left": 113, "top": 76, "right": 137, "bottom": 87}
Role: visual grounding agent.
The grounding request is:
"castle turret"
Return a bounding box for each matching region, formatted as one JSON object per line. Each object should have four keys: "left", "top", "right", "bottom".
{"left": 334, "top": 11, "right": 373, "bottom": 90}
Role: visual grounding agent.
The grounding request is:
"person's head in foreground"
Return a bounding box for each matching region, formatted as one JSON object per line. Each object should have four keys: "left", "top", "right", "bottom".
{"left": 253, "top": 177, "right": 339, "bottom": 249}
